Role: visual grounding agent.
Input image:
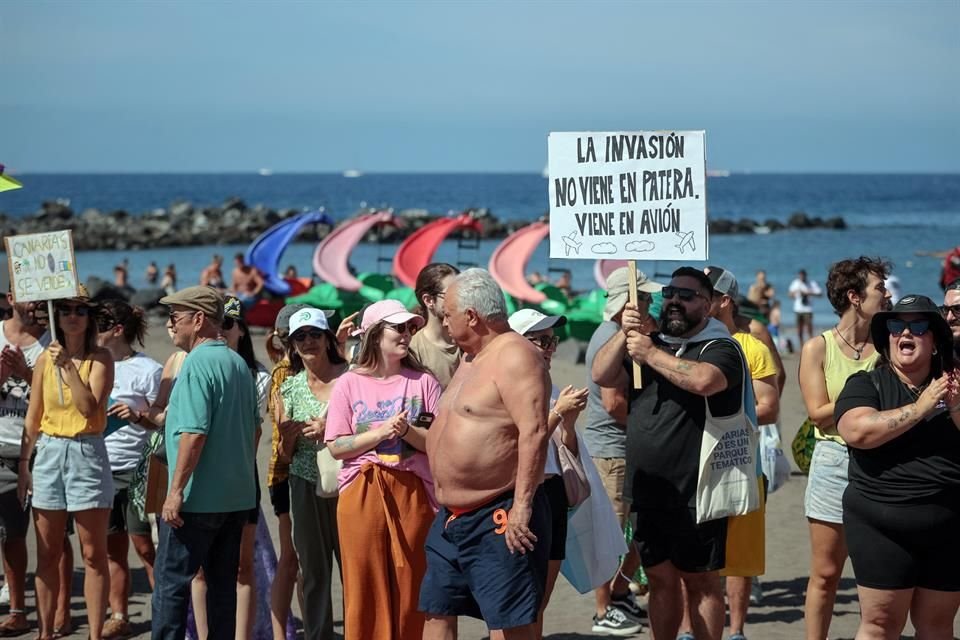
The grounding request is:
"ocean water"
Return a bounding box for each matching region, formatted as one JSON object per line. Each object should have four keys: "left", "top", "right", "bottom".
{"left": 2, "top": 173, "right": 959, "bottom": 323}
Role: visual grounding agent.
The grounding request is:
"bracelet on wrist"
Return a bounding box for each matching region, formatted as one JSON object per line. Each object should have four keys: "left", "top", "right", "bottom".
{"left": 551, "top": 409, "right": 565, "bottom": 427}
{"left": 400, "top": 423, "right": 410, "bottom": 438}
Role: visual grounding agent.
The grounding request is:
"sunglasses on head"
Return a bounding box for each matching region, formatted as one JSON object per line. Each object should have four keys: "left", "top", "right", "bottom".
{"left": 661, "top": 286, "right": 703, "bottom": 302}
{"left": 291, "top": 328, "right": 326, "bottom": 343}
{"left": 886, "top": 318, "right": 930, "bottom": 337}
{"left": 385, "top": 321, "right": 416, "bottom": 334}
{"left": 57, "top": 304, "right": 90, "bottom": 317}
{"left": 527, "top": 335, "right": 560, "bottom": 350}
{"left": 96, "top": 315, "right": 118, "bottom": 332}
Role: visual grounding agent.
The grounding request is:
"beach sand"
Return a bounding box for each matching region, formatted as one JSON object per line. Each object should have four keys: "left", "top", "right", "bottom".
{"left": 17, "top": 320, "right": 958, "bottom": 639}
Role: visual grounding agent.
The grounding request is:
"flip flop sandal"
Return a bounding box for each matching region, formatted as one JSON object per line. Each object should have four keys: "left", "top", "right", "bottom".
{"left": 0, "top": 611, "right": 30, "bottom": 637}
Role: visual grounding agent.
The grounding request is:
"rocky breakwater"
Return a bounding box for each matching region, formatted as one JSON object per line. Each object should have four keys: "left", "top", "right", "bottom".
{"left": 0, "top": 198, "right": 847, "bottom": 251}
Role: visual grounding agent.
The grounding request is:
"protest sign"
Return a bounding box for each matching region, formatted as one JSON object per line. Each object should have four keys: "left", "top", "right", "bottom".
{"left": 4, "top": 230, "right": 79, "bottom": 303}
{"left": 548, "top": 131, "right": 708, "bottom": 261}
{"left": 5, "top": 230, "right": 79, "bottom": 404}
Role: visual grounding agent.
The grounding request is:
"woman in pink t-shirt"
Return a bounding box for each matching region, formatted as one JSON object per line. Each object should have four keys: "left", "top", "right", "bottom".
{"left": 326, "top": 300, "right": 440, "bottom": 640}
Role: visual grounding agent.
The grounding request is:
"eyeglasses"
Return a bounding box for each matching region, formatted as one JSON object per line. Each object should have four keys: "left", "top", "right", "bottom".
{"left": 661, "top": 286, "right": 704, "bottom": 302}
{"left": 940, "top": 304, "right": 960, "bottom": 318}
{"left": 527, "top": 335, "right": 560, "bottom": 350}
{"left": 291, "top": 329, "right": 326, "bottom": 343}
{"left": 385, "top": 321, "right": 416, "bottom": 335}
{"left": 886, "top": 318, "right": 930, "bottom": 337}
{"left": 222, "top": 317, "right": 237, "bottom": 331}
{"left": 57, "top": 304, "right": 90, "bottom": 317}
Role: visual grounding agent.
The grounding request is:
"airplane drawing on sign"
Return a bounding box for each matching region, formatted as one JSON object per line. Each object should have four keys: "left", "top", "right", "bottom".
{"left": 561, "top": 231, "right": 582, "bottom": 256}
{"left": 675, "top": 230, "right": 695, "bottom": 254}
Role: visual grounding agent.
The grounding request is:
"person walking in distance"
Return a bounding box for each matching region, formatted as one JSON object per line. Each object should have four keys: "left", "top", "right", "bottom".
{"left": 789, "top": 269, "right": 823, "bottom": 345}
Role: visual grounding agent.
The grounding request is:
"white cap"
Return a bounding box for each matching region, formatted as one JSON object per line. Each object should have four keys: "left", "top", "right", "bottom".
{"left": 508, "top": 308, "right": 566, "bottom": 336}
{"left": 288, "top": 308, "right": 330, "bottom": 335}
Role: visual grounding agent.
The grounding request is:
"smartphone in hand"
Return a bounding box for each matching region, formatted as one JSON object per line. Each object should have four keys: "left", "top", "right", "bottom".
{"left": 414, "top": 412, "right": 435, "bottom": 429}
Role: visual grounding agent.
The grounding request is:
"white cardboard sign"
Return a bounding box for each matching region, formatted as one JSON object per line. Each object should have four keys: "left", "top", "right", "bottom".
{"left": 4, "top": 230, "right": 80, "bottom": 302}
{"left": 548, "top": 131, "right": 708, "bottom": 261}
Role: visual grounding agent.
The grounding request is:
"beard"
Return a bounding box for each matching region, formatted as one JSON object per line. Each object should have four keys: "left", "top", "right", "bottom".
{"left": 659, "top": 303, "right": 702, "bottom": 337}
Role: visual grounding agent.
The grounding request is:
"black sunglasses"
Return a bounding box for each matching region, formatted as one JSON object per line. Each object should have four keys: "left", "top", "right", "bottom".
{"left": 886, "top": 318, "right": 930, "bottom": 337}
{"left": 96, "top": 316, "right": 117, "bottom": 332}
{"left": 528, "top": 335, "right": 560, "bottom": 350}
{"left": 661, "top": 286, "right": 703, "bottom": 302}
{"left": 940, "top": 304, "right": 960, "bottom": 318}
{"left": 222, "top": 317, "right": 237, "bottom": 331}
{"left": 57, "top": 304, "right": 90, "bottom": 317}
{"left": 291, "top": 329, "right": 326, "bottom": 343}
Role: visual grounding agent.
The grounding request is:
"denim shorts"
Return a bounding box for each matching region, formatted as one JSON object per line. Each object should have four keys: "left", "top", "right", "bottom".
{"left": 32, "top": 434, "right": 114, "bottom": 512}
{"left": 803, "top": 439, "right": 849, "bottom": 524}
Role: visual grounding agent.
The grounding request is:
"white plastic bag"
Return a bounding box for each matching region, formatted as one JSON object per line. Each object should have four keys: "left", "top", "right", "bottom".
{"left": 760, "top": 423, "right": 791, "bottom": 494}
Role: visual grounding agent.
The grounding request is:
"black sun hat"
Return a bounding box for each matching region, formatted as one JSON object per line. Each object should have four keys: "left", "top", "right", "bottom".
{"left": 870, "top": 294, "right": 954, "bottom": 370}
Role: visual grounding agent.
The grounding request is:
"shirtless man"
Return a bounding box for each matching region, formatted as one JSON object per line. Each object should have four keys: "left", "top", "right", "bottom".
{"left": 200, "top": 254, "right": 226, "bottom": 290}
{"left": 420, "top": 268, "right": 552, "bottom": 640}
{"left": 229, "top": 253, "right": 264, "bottom": 305}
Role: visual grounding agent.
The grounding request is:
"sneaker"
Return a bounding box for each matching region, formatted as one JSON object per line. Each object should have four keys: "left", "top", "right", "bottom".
{"left": 102, "top": 615, "right": 133, "bottom": 639}
{"left": 729, "top": 634, "right": 747, "bottom": 640}
{"left": 611, "top": 591, "right": 647, "bottom": 620}
{"left": 592, "top": 607, "right": 642, "bottom": 636}
{"left": 749, "top": 576, "right": 763, "bottom": 605}
{"left": 677, "top": 633, "right": 696, "bottom": 640}
{"left": 0, "top": 583, "right": 8, "bottom": 606}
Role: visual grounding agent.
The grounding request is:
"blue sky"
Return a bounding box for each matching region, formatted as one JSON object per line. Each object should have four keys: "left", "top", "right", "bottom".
{"left": 2, "top": 0, "right": 957, "bottom": 173}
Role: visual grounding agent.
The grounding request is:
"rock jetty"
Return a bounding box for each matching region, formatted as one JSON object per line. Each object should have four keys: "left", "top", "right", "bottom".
{"left": 0, "top": 199, "right": 845, "bottom": 251}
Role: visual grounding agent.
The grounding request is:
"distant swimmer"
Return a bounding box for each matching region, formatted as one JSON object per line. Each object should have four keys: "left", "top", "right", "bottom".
{"left": 675, "top": 230, "right": 695, "bottom": 254}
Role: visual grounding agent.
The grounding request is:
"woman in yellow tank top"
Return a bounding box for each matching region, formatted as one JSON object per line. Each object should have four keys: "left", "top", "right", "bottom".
{"left": 798, "top": 258, "right": 892, "bottom": 640}
{"left": 18, "top": 288, "right": 115, "bottom": 640}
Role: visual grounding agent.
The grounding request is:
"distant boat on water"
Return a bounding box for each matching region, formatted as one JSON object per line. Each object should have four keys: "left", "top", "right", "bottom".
{"left": 707, "top": 169, "right": 731, "bottom": 178}
{"left": 258, "top": 168, "right": 273, "bottom": 176}
{"left": 343, "top": 169, "right": 363, "bottom": 178}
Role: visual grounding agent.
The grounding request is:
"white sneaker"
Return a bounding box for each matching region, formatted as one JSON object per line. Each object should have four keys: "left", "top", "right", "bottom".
{"left": 591, "top": 606, "right": 642, "bottom": 636}
{"left": 0, "top": 582, "right": 9, "bottom": 605}
{"left": 749, "top": 576, "right": 763, "bottom": 605}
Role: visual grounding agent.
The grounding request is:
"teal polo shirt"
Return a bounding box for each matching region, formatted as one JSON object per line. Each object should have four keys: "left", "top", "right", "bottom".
{"left": 165, "top": 340, "right": 257, "bottom": 513}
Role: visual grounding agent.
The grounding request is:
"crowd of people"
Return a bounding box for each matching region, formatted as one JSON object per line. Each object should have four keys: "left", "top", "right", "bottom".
{"left": 0, "top": 254, "right": 957, "bottom": 640}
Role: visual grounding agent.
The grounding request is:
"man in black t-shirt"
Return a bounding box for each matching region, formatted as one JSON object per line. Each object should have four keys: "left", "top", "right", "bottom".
{"left": 592, "top": 267, "right": 744, "bottom": 640}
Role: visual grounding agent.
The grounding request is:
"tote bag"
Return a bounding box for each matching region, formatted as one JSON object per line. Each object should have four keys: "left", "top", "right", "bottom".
{"left": 694, "top": 340, "right": 760, "bottom": 524}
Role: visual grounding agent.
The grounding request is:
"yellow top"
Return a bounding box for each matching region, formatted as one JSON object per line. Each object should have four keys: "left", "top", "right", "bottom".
{"left": 267, "top": 358, "right": 293, "bottom": 487}
{"left": 733, "top": 332, "right": 779, "bottom": 381}
{"left": 40, "top": 357, "right": 106, "bottom": 437}
{"left": 817, "top": 329, "right": 879, "bottom": 443}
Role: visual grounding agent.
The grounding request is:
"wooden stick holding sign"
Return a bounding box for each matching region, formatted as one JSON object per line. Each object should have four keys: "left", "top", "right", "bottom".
{"left": 4, "top": 230, "right": 80, "bottom": 404}
{"left": 46, "top": 300, "right": 65, "bottom": 404}
{"left": 627, "top": 261, "right": 644, "bottom": 389}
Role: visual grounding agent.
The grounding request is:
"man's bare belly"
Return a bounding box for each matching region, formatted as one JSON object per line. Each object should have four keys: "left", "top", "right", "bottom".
{"left": 427, "top": 349, "right": 523, "bottom": 510}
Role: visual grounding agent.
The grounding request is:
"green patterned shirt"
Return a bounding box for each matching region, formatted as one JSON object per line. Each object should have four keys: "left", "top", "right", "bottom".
{"left": 280, "top": 371, "right": 328, "bottom": 485}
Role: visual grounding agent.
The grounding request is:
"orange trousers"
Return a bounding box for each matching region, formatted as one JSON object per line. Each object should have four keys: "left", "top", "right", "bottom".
{"left": 337, "top": 464, "right": 434, "bottom": 640}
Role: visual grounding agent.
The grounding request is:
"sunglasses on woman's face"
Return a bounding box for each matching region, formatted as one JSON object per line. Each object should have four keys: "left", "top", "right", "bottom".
{"left": 291, "top": 329, "right": 325, "bottom": 343}
{"left": 385, "top": 321, "right": 416, "bottom": 335}
{"left": 57, "top": 304, "right": 90, "bottom": 317}
{"left": 661, "top": 286, "right": 703, "bottom": 302}
{"left": 222, "top": 317, "right": 237, "bottom": 331}
{"left": 886, "top": 318, "right": 930, "bottom": 337}
{"left": 527, "top": 335, "right": 560, "bottom": 350}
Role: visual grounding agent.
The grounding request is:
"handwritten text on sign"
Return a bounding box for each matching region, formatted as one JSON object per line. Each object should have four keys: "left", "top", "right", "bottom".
{"left": 548, "top": 131, "right": 707, "bottom": 261}
{"left": 4, "top": 230, "right": 79, "bottom": 302}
